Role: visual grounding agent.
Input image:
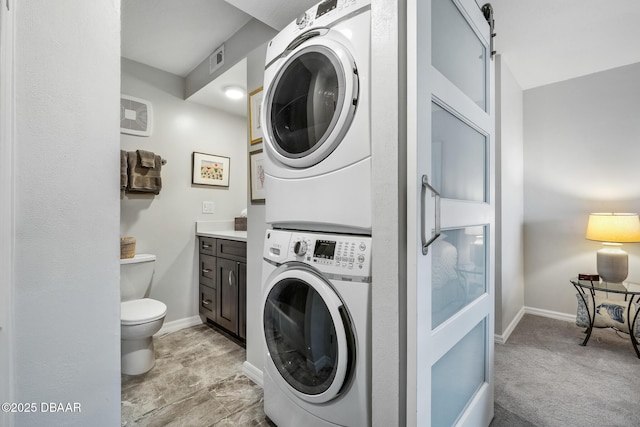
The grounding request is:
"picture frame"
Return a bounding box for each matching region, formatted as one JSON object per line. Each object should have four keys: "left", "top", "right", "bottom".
{"left": 249, "top": 149, "right": 266, "bottom": 203}
{"left": 192, "top": 152, "right": 230, "bottom": 187}
{"left": 249, "top": 87, "right": 264, "bottom": 144}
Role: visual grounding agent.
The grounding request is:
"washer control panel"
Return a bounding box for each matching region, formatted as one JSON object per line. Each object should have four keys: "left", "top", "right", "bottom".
{"left": 265, "top": 229, "right": 371, "bottom": 275}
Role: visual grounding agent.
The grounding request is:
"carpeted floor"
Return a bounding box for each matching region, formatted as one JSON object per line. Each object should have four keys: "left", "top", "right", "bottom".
{"left": 492, "top": 314, "right": 640, "bottom": 427}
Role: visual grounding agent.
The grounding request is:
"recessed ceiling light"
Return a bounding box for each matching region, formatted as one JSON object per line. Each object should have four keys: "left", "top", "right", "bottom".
{"left": 224, "top": 86, "right": 245, "bottom": 100}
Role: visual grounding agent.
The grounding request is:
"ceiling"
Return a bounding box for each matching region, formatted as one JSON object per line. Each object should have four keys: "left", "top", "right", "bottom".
{"left": 121, "top": 0, "right": 317, "bottom": 117}
{"left": 121, "top": 0, "right": 640, "bottom": 115}
{"left": 489, "top": 0, "right": 640, "bottom": 89}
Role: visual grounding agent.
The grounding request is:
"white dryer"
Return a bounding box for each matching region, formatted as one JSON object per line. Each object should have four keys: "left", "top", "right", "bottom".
{"left": 261, "top": 229, "right": 371, "bottom": 426}
{"left": 261, "top": 0, "right": 371, "bottom": 234}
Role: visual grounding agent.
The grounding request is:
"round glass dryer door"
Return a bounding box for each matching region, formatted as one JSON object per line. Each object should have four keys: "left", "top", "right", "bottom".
{"left": 263, "top": 268, "right": 355, "bottom": 403}
{"left": 264, "top": 38, "right": 358, "bottom": 168}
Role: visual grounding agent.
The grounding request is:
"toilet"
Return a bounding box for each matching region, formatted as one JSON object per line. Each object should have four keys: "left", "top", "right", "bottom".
{"left": 120, "top": 254, "right": 167, "bottom": 375}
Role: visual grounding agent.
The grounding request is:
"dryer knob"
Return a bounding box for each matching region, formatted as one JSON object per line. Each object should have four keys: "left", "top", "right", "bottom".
{"left": 294, "top": 240, "right": 308, "bottom": 256}
{"left": 296, "top": 12, "right": 309, "bottom": 29}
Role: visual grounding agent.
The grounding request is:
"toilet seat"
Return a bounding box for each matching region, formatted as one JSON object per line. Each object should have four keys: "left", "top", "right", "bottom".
{"left": 121, "top": 298, "right": 167, "bottom": 325}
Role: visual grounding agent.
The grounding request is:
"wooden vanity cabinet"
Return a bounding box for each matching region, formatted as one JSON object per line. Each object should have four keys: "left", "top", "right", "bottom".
{"left": 198, "top": 236, "right": 246, "bottom": 341}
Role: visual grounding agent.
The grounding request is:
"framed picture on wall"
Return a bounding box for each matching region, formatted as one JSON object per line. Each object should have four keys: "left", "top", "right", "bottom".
{"left": 249, "top": 149, "right": 266, "bottom": 203}
{"left": 192, "top": 152, "right": 230, "bottom": 187}
{"left": 249, "top": 87, "right": 264, "bottom": 145}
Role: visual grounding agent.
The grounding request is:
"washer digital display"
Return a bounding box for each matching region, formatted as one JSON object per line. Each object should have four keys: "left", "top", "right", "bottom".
{"left": 316, "top": 0, "right": 337, "bottom": 18}
{"left": 314, "top": 240, "right": 336, "bottom": 259}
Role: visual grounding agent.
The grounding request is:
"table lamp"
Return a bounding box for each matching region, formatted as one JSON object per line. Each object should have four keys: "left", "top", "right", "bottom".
{"left": 585, "top": 213, "right": 640, "bottom": 283}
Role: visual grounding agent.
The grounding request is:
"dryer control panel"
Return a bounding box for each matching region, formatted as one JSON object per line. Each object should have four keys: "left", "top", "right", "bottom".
{"left": 294, "top": 0, "right": 369, "bottom": 31}
{"left": 264, "top": 229, "right": 372, "bottom": 276}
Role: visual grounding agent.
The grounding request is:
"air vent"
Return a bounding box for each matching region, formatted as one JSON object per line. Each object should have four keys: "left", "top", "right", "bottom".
{"left": 209, "top": 45, "right": 225, "bottom": 74}
{"left": 120, "top": 95, "right": 153, "bottom": 137}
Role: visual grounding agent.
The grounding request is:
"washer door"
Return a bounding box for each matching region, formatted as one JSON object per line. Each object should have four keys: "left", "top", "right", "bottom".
{"left": 263, "top": 35, "right": 359, "bottom": 169}
{"left": 263, "top": 266, "right": 355, "bottom": 404}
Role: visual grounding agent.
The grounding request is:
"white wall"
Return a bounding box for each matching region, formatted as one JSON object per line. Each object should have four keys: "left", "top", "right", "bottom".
{"left": 13, "top": 1, "right": 121, "bottom": 425}
{"left": 0, "top": 2, "right": 15, "bottom": 423}
{"left": 244, "top": 44, "right": 268, "bottom": 382}
{"left": 523, "top": 62, "right": 640, "bottom": 315}
{"left": 495, "top": 55, "right": 525, "bottom": 337}
{"left": 120, "top": 59, "right": 247, "bottom": 323}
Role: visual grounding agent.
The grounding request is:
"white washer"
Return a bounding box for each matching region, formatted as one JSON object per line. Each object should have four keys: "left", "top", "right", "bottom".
{"left": 261, "top": 229, "right": 371, "bottom": 426}
{"left": 261, "top": 0, "right": 371, "bottom": 234}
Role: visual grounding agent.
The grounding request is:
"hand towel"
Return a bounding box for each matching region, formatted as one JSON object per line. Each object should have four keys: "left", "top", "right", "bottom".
{"left": 127, "top": 151, "right": 163, "bottom": 195}
{"left": 120, "top": 150, "right": 128, "bottom": 191}
{"left": 137, "top": 149, "right": 156, "bottom": 168}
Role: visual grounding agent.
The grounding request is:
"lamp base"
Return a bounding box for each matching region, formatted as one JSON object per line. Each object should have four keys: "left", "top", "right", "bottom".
{"left": 597, "top": 245, "right": 628, "bottom": 283}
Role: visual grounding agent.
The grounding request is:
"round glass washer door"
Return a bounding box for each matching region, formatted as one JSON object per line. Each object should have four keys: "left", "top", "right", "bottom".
{"left": 263, "top": 266, "right": 354, "bottom": 404}
{"left": 263, "top": 38, "right": 359, "bottom": 169}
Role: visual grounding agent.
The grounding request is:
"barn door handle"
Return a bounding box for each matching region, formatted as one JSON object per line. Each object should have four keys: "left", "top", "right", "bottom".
{"left": 421, "top": 175, "right": 441, "bottom": 255}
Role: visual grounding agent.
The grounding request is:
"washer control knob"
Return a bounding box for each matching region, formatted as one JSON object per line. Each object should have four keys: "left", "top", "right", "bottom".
{"left": 296, "top": 12, "right": 310, "bottom": 29}
{"left": 357, "top": 254, "right": 365, "bottom": 264}
{"left": 294, "top": 240, "right": 308, "bottom": 256}
{"left": 359, "top": 243, "right": 367, "bottom": 251}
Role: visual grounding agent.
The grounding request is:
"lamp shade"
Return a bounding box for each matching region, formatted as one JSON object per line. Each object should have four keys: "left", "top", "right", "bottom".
{"left": 585, "top": 213, "right": 640, "bottom": 243}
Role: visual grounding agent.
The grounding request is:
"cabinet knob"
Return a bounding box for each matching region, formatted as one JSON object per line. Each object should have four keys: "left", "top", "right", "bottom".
{"left": 202, "top": 244, "right": 212, "bottom": 249}
{"left": 202, "top": 268, "right": 212, "bottom": 274}
{"left": 202, "top": 299, "right": 212, "bottom": 306}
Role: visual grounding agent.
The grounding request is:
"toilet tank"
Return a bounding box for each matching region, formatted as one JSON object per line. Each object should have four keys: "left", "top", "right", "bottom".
{"left": 120, "top": 254, "right": 156, "bottom": 301}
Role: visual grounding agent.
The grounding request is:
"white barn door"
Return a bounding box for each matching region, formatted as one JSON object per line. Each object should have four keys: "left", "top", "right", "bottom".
{"left": 407, "top": 0, "right": 495, "bottom": 426}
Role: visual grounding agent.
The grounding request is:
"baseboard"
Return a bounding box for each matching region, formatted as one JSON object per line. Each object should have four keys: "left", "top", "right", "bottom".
{"left": 242, "top": 361, "right": 263, "bottom": 388}
{"left": 524, "top": 306, "right": 575, "bottom": 323}
{"left": 494, "top": 306, "right": 576, "bottom": 344}
{"left": 156, "top": 315, "right": 203, "bottom": 337}
{"left": 495, "top": 306, "right": 526, "bottom": 344}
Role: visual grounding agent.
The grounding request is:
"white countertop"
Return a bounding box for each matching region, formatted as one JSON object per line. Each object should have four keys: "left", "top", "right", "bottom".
{"left": 195, "top": 220, "right": 247, "bottom": 242}
{"left": 196, "top": 229, "right": 247, "bottom": 242}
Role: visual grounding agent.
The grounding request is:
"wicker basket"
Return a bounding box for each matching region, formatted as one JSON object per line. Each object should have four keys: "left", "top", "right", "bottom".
{"left": 120, "top": 237, "right": 136, "bottom": 259}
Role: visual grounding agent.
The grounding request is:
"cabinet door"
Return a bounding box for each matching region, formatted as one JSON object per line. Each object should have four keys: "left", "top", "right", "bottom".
{"left": 199, "top": 254, "right": 216, "bottom": 287}
{"left": 238, "top": 262, "right": 247, "bottom": 340}
{"left": 216, "top": 257, "right": 238, "bottom": 334}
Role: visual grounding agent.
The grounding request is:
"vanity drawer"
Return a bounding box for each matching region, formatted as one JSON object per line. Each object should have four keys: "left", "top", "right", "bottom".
{"left": 216, "top": 239, "right": 246, "bottom": 262}
{"left": 199, "top": 237, "right": 216, "bottom": 256}
{"left": 199, "top": 254, "right": 216, "bottom": 287}
{"left": 199, "top": 284, "right": 216, "bottom": 319}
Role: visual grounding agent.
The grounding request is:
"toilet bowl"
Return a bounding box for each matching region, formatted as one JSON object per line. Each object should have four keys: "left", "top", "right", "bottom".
{"left": 120, "top": 254, "right": 167, "bottom": 375}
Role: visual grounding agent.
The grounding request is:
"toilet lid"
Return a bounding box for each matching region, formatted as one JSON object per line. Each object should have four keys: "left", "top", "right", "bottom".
{"left": 121, "top": 299, "right": 167, "bottom": 325}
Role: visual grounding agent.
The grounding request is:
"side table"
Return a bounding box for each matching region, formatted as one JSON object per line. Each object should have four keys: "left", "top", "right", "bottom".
{"left": 570, "top": 278, "right": 640, "bottom": 358}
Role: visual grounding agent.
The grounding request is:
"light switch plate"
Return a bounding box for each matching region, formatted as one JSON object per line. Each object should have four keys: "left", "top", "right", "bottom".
{"left": 202, "top": 201, "right": 215, "bottom": 214}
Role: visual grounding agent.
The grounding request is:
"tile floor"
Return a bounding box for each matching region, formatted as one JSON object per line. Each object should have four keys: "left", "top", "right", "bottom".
{"left": 121, "top": 324, "right": 274, "bottom": 426}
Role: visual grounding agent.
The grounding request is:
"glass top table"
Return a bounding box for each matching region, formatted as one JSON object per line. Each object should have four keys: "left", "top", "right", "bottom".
{"left": 570, "top": 278, "right": 640, "bottom": 358}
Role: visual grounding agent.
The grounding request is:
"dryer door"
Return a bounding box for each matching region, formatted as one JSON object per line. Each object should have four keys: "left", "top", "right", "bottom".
{"left": 263, "top": 36, "right": 358, "bottom": 169}
{"left": 263, "top": 266, "right": 355, "bottom": 404}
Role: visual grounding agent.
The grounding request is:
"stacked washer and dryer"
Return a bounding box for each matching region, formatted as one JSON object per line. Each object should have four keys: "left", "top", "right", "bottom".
{"left": 260, "top": 0, "right": 372, "bottom": 426}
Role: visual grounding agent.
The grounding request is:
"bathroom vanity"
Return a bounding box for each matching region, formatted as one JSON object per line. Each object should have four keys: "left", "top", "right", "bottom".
{"left": 197, "top": 227, "right": 247, "bottom": 342}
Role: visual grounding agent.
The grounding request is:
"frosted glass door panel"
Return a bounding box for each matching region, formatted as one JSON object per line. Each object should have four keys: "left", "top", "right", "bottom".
{"left": 432, "top": 227, "right": 486, "bottom": 329}
{"left": 432, "top": 319, "right": 487, "bottom": 427}
{"left": 432, "top": 103, "right": 486, "bottom": 202}
{"left": 432, "top": 0, "right": 486, "bottom": 109}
